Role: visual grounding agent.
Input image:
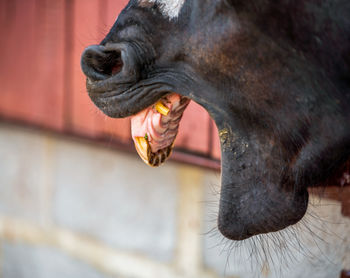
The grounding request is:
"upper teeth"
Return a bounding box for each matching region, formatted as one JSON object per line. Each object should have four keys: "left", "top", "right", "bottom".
{"left": 155, "top": 101, "right": 170, "bottom": 116}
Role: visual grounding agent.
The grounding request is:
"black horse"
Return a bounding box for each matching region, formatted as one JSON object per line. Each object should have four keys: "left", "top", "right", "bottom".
{"left": 81, "top": 0, "right": 350, "bottom": 240}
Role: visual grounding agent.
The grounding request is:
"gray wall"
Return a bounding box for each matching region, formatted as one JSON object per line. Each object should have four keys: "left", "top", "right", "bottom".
{"left": 0, "top": 123, "right": 349, "bottom": 278}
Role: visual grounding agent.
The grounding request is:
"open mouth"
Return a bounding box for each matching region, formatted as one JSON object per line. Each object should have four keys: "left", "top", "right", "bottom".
{"left": 131, "top": 93, "right": 190, "bottom": 167}
{"left": 99, "top": 51, "right": 192, "bottom": 167}
{"left": 81, "top": 43, "right": 192, "bottom": 167}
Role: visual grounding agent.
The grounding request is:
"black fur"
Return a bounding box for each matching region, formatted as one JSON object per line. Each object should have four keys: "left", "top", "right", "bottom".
{"left": 81, "top": 0, "right": 350, "bottom": 240}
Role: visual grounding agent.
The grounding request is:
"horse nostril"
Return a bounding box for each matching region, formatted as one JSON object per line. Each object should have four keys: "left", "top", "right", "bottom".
{"left": 111, "top": 56, "right": 123, "bottom": 75}
{"left": 81, "top": 45, "right": 123, "bottom": 81}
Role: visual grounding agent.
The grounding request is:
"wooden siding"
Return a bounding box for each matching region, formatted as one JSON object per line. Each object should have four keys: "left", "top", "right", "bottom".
{"left": 0, "top": 0, "right": 221, "bottom": 164}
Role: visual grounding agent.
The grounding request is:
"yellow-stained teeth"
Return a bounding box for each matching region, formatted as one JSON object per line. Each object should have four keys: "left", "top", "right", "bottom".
{"left": 134, "top": 136, "right": 173, "bottom": 167}
{"left": 134, "top": 137, "right": 151, "bottom": 164}
{"left": 155, "top": 101, "right": 170, "bottom": 116}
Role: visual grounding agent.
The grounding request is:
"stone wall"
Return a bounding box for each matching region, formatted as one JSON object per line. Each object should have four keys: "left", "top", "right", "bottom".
{"left": 0, "top": 123, "right": 349, "bottom": 278}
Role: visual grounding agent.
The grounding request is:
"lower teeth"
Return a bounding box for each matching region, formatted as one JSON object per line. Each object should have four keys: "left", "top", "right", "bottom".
{"left": 134, "top": 137, "right": 173, "bottom": 167}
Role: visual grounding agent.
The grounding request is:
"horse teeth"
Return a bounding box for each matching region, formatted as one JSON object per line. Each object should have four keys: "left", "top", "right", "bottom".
{"left": 155, "top": 101, "right": 170, "bottom": 116}
{"left": 134, "top": 137, "right": 150, "bottom": 164}
{"left": 134, "top": 136, "right": 173, "bottom": 167}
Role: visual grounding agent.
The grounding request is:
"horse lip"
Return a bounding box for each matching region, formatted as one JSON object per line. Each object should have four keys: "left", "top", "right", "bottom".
{"left": 85, "top": 67, "right": 139, "bottom": 98}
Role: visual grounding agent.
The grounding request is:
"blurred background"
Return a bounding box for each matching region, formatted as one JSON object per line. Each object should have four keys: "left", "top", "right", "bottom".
{"left": 0, "top": 0, "right": 349, "bottom": 277}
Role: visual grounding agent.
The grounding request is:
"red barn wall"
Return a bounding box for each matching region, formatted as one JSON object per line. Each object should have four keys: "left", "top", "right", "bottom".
{"left": 0, "top": 0, "right": 221, "bottom": 166}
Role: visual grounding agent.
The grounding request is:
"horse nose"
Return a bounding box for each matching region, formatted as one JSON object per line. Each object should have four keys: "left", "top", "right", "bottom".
{"left": 81, "top": 45, "right": 123, "bottom": 81}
